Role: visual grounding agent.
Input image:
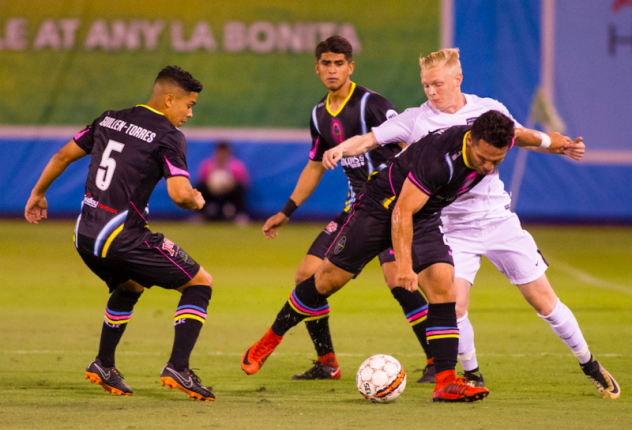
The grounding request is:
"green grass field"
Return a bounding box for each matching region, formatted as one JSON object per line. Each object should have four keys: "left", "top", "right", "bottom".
{"left": 1, "top": 220, "right": 631, "bottom": 429}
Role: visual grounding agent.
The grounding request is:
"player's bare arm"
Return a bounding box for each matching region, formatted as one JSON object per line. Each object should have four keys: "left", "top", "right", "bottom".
{"left": 262, "top": 160, "right": 326, "bottom": 239}
{"left": 25, "top": 139, "right": 87, "bottom": 224}
{"left": 166, "top": 176, "right": 205, "bottom": 210}
{"left": 322, "top": 132, "right": 379, "bottom": 170}
{"left": 514, "top": 128, "right": 585, "bottom": 160}
{"left": 391, "top": 179, "right": 429, "bottom": 292}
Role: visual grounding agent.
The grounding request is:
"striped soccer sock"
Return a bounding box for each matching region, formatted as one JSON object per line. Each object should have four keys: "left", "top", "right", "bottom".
{"left": 97, "top": 287, "right": 142, "bottom": 368}
{"left": 390, "top": 287, "right": 432, "bottom": 359}
{"left": 272, "top": 275, "right": 330, "bottom": 336}
{"left": 168, "top": 285, "right": 212, "bottom": 371}
{"left": 426, "top": 302, "right": 459, "bottom": 374}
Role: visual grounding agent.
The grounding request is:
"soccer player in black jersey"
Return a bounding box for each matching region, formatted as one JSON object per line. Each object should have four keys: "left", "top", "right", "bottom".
{"left": 25, "top": 66, "right": 215, "bottom": 401}
{"left": 244, "top": 110, "right": 515, "bottom": 402}
{"left": 243, "top": 36, "right": 433, "bottom": 380}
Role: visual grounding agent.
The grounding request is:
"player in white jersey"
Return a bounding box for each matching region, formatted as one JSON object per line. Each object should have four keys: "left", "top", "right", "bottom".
{"left": 322, "top": 48, "right": 619, "bottom": 399}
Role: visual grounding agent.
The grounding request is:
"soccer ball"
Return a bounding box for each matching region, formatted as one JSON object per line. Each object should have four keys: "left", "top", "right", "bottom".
{"left": 356, "top": 354, "right": 406, "bottom": 403}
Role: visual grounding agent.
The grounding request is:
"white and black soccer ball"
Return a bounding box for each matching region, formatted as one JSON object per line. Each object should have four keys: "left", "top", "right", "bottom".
{"left": 356, "top": 354, "right": 406, "bottom": 403}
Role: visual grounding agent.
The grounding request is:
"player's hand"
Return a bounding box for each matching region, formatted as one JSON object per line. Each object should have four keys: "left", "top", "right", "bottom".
{"left": 192, "top": 188, "right": 206, "bottom": 210}
{"left": 396, "top": 265, "right": 419, "bottom": 292}
{"left": 262, "top": 212, "right": 289, "bottom": 239}
{"left": 25, "top": 194, "right": 48, "bottom": 224}
{"left": 547, "top": 132, "right": 572, "bottom": 155}
{"left": 563, "top": 137, "right": 585, "bottom": 161}
{"left": 322, "top": 147, "right": 344, "bottom": 170}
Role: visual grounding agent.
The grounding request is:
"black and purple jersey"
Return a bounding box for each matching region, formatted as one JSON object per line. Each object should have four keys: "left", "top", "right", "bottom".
{"left": 73, "top": 105, "right": 191, "bottom": 258}
{"left": 309, "top": 82, "right": 401, "bottom": 210}
{"left": 365, "top": 125, "right": 485, "bottom": 224}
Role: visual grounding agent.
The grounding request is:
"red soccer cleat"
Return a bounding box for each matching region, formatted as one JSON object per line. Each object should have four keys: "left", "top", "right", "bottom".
{"left": 432, "top": 369, "right": 489, "bottom": 403}
{"left": 241, "top": 328, "right": 283, "bottom": 375}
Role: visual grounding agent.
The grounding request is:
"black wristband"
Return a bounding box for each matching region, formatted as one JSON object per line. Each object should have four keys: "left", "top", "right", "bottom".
{"left": 281, "top": 198, "right": 299, "bottom": 218}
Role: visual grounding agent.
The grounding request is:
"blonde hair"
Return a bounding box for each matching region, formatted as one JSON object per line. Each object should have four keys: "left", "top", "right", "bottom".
{"left": 419, "top": 48, "right": 462, "bottom": 75}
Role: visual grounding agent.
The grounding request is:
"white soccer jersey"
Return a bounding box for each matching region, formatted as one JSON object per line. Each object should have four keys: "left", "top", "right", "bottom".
{"left": 372, "top": 93, "right": 522, "bottom": 226}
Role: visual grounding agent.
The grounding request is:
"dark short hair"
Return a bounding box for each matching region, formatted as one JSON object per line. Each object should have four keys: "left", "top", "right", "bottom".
{"left": 315, "top": 36, "right": 353, "bottom": 62}
{"left": 155, "top": 66, "right": 203, "bottom": 93}
{"left": 471, "top": 110, "right": 515, "bottom": 149}
{"left": 216, "top": 141, "right": 231, "bottom": 152}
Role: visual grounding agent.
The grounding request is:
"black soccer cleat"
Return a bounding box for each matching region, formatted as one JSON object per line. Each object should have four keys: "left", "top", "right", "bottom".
{"left": 85, "top": 358, "right": 133, "bottom": 396}
{"left": 292, "top": 361, "right": 341, "bottom": 380}
{"left": 461, "top": 368, "right": 486, "bottom": 388}
{"left": 416, "top": 362, "right": 436, "bottom": 384}
{"left": 581, "top": 358, "right": 620, "bottom": 399}
{"left": 160, "top": 362, "right": 216, "bottom": 401}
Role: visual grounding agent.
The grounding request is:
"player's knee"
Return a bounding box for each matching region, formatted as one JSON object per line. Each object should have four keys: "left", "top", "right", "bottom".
{"left": 294, "top": 268, "right": 310, "bottom": 286}
{"left": 195, "top": 267, "right": 213, "bottom": 288}
{"left": 455, "top": 300, "right": 468, "bottom": 319}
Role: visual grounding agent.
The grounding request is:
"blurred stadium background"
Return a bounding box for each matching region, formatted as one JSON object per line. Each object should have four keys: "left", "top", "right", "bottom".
{"left": 1, "top": 0, "right": 630, "bottom": 222}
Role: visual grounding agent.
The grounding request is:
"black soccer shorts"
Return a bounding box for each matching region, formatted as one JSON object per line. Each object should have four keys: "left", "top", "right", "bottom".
{"left": 307, "top": 210, "right": 395, "bottom": 266}
{"left": 325, "top": 196, "right": 453, "bottom": 276}
{"left": 78, "top": 232, "right": 200, "bottom": 292}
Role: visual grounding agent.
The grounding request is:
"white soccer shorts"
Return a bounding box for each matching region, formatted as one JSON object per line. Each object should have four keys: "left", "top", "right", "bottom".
{"left": 444, "top": 213, "right": 548, "bottom": 286}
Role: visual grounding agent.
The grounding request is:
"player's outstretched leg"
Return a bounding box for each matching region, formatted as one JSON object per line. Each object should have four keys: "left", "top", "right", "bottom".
{"left": 242, "top": 275, "right": 331, "bottom": 375}
{"left": 427, "top": 302, "right": 489, "bottom": 403}
{"left": 390, "top": 287, "right": 434, "bottom": 383}
{"left": 456, "top": 312, "right": 485, "bottom": 387}
{"left": 161, "top": 284, "right": 215, "bottom": 401}
{"left": 294, "top": 317, "right": 341, "bottom": 380}
{"left": 537, "top": 297, "right": 619, "bottom": 399}
{"left": 85, "top": 286, "right": 142, "bottom": 396}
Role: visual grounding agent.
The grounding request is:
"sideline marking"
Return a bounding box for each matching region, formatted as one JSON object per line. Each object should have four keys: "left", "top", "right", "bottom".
{"left": 549, "top": 258, "right": 632, "bottom": 297}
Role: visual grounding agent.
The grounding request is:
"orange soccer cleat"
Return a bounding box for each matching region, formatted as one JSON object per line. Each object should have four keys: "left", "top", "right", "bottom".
{"left": 241, "top": 328, "right": 283, "bottom": 375}
{"left": 432, "top": 369, "right": 489, "bottom": 403}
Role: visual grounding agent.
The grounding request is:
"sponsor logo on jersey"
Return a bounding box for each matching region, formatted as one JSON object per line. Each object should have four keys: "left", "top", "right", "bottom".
{"left": 83, "top": 194, "right": 98, "bottom": 208}
{"left": 162, "top": 238, "right": 177, "bottom": 257}
{"left": 325, "top": 221, "right": 338, "bottom": 234}
{"left": 385, "top": 109, "right": 398, "bottom": 120}
{"left": 97, "top": 203, "right": 117, "bottom": 214}
{"left": 179, "top": 250, "right": 195, "bottom": 265}
{"left": 340, "top": 155, "right": 366, "bottom": 169}
{"left": 466, "top": 117, "right": 477, "bottom": 125}
{"left": 332, "top": 119, "right": 344, "bottom": 144}
{"left": 334, "top": 236, "right": 346, "bottom": 254}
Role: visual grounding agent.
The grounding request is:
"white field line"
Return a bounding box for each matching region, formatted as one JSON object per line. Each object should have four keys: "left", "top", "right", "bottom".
{"left": 548, "top": 258, "right": 632, "bottom": 297}
{"left": 0, "top": 350, "right": 622, "bottom": 358}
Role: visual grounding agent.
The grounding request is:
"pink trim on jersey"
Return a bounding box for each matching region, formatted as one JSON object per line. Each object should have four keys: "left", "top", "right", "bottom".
{"left": 309, "top": 137, "right": 320, "bottom": 160}
{"left": 509, "top": 137, "right": 515, "bottom": 150}
{"left": 153, "top": 246, "right": 193, "bottom": 280}
{"left": 407, "top": 172, "right": 431, "bottom": 195}
{"left": 388, "top": 164, "right": 396, "bottom": 196}
{"left": 74, "top": 127, "right": 91, "bottom": 141}
{"left": 164, "top": 156, "right": 190, "bottom": 178}
{"left": 326, "top": 193, "right": 364, "bottom": 256}
{"left": 175, "top": 308, "right": 207, "bottom": 318}
{"left": 130, "top": 200, "right": 147, "bottom": 224}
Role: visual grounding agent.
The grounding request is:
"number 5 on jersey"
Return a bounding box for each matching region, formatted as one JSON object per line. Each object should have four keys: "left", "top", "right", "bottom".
{"left": 96, "top": 139, "right": 125, "bottom": 191}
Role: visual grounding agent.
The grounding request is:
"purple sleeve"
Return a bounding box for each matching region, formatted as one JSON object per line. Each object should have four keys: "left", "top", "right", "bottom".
{"left": 159, "top": 131, "right": 190, "bottom": 179}
{"left": 364, "top": 94, "right": 398, "bottom": 128}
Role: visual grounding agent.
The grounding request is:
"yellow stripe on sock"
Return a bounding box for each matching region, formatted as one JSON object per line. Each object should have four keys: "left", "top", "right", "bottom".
{"left": 105, "top": 316, "right": 130, "bottom": 325}
{"left": 410, "top": 315, "right": 427, "bottom": 326}
{"left": 304, "top": 313, "right": 329, "bottom": 322}
{"left": 427, "top": 334, "right": 459, "bottom": 340}
{"left": 174, "top": 314, "right": 206, "bottom": 324}
{"left": 288, "top": 299, "right": 313, "bottom": 317}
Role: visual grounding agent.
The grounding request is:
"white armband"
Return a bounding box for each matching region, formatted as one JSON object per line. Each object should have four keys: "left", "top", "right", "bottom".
{"left": 538, "top": 132, "right": 551, "bottom": 148}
